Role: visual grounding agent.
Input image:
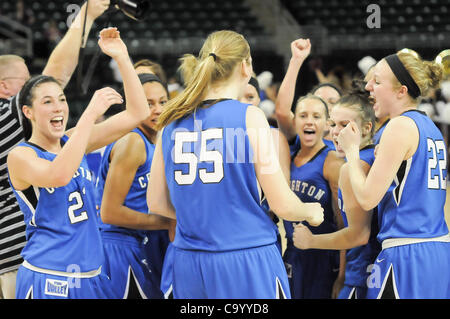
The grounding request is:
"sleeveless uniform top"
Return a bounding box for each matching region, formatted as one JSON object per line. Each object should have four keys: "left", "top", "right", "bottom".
{"left": 284, "top": 146, "right": 335, "bottom": 245}
{"left": 8, "top": 136, "right": 104, "bottom": 273}
{"left": 338, "top": 145, "right": 380, "bottom": 287}
{"left": 97, "top": 128, "right": 155, "bottom": 241}
{"left": 373, "top": 119, "right": 389, "bottom": 145}
{"left": 377, "top": 110, "right": 449, "bottom": 242}
{"left": 161, "top": 99, "right": 277, "bottom": 251}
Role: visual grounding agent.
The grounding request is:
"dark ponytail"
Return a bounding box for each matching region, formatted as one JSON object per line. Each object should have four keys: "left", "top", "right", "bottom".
{"left": 17, "top": 75, "right": 60, "bottom": 140}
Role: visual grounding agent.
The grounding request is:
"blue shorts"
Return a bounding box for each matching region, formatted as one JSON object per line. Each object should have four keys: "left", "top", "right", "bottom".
{"left": 283, "top": 245, "right": 339, "bottom": 299}
{"left": 101, "top": 233, "right": 162, "bottom": 299}
{"left": 143, "top": 229, "right": 171, "bottom": 292}
{"left": 338, "top": 284, "right": 367, "bottom": 299}
{"left": 366, "top": 241, "right": 450, "bottom": 299}
{"left": 160, "top": 243, "right": 175, "bottom": 299}
{"left": 172, "top": 243, "right": 290, "bottom": 299}
{"left": 15, "top": 265, "right": 108, "bottom": 299}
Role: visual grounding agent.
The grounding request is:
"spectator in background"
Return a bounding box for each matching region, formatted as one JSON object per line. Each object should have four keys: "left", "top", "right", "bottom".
{"left": 15, "top": 0, "right": 35, "bottom": 26}
{"left": 44, "top": 20, "right": 63, "bottom": 50}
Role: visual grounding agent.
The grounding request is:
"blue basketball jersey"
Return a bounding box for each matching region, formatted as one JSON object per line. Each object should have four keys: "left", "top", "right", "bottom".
{"left": 161, "top": 99, "right": 277, "bottom": 251}
{"left": 9, "top": 136, "right": 104, "bottom": 273}
{"left": 289, "top": 135, "right": 335, "bottom": 158}
{"left": 96, "top": 128, "right": 155, "bottom": 240}
{"left": 377, "top": 110, "right": 449, "bottom": 242}
{"left": 284, "top": 146, "right": 335, "bottom": 241}
{"left": 283, "top": 146, "right": 339, "bottom": 298}
{"left": 373, "top": 119, "right": 389, "bottom": 145}
{"left": 338, "top": 145, "right": 380, "bottom": 288}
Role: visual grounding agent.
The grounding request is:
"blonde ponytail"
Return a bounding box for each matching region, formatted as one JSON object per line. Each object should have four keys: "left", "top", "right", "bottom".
{"left": 157, "top": 30, "right": 250, "bottom": 129}
{"left": 396, "top": 52, "right": 444, "bottom": 99}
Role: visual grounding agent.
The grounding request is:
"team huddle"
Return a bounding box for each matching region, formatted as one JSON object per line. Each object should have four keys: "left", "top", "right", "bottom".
{"left": 1, "top": 1, "right": 449, "bottom": 299}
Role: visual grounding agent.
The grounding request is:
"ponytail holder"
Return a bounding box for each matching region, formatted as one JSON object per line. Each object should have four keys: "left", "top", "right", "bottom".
{"left": 209, "top": 53, "right": 217, "bottom": 61}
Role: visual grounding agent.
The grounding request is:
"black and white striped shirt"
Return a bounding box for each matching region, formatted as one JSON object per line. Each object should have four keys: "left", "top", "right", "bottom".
{"left": 0, "top": 96, "right": 26, "bottom": 275}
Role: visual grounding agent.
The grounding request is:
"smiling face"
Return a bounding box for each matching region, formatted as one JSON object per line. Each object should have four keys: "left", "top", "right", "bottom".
{"left": 294, "top": 98, "right": 328, "bottom": 148}
{"left": 365, "top": 60, "right": 398, "bottom": 119}
{"left": 23, "top": 81, "right": 68, "bottom": 142}
{"left": 329, "top": 105, "right": 364, "bottom": 158}
{"left": 140, "top": 81, "right": 168, "bottom": 133}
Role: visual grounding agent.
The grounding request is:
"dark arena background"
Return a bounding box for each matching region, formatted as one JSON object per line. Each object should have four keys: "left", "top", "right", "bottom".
{"left": 0, "top": 0, "right": 447, "bottom": 124}
{"left": 1, "top": 0, "right": 450, "bottom": 305}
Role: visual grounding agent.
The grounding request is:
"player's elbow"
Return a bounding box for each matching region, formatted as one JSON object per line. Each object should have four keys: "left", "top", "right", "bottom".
{"left": 359, "top": 198, "right": 377, "bottom": 212}
{"left": 51, "top": 171, "right": 73, "bottom": 188}
{"left": 274, "top": 105, "right": 290, "bottom": 122}
{"left": 100, "top": 208, "right": 113, "bottom": 225}
{"left": 127, "top": 101, "right": 151, "bottom": 121}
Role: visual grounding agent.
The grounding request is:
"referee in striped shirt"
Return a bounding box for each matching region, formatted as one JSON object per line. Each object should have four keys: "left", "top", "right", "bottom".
{"left": 0, "top": 0, "right": 110, "bottom": 298}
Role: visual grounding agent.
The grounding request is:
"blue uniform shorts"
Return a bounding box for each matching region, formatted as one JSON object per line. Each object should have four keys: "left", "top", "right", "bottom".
{"left": 172, "top": 243, "right": 290, "bottom": 299}
{"left": 283, "top": 245, "right": 339, "bottom": 299}
{"left": 338, "top": 284, "right": 367, "bottom": 299}
{"left": 101, "top": 233, "right": 162, "bottom": 299}
{"left": 15, "top": 265, "right": 108, "bottom": 299}
{"left": 366, "top": 240, "right": 450, "bottom": 299}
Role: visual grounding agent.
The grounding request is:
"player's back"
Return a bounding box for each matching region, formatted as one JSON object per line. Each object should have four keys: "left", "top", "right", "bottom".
{"left": 378, "top": 110, "right": 449, "bottom": 242}
{"left": 161, "top": 99, "right": 277, "bottom": 251}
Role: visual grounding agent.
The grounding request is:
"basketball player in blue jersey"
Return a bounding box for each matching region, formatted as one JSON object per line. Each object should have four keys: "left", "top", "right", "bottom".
{"left": 146, "top": 30, "right": 324, "bottom": 299}
{"left": 97, "top": 73, "right": 173, "bottom": 299}
{"left": 275, "top": 39, "right": 341, "bottom": 157}
{"left": 338, "top": 51, "right": 450, "bottom": 299}
{"left": 293, "top": 81, "right": 381, "bottom": 299}
{"left": 282, "top": 94, "right": 345, "bottom": 299}
{"left": 6, "top": 27, "right": 150, "bottom": 299}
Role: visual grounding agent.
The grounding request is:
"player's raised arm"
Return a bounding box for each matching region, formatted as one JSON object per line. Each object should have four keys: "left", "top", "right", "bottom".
{"left": 42, "top": 0, "right": 110, "bottom": 88}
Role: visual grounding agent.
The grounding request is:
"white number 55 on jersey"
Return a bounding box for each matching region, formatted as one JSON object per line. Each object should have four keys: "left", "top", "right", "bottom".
{"left": 174, "top": 129, "right": 224, "bottom": 185}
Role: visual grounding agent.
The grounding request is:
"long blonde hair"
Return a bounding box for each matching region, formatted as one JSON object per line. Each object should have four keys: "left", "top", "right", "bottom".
{"left": 157, "top": 30, "right": 251, "bottom": 129}
{"left": 393, "top": 51, "right": 443, "bottom": 100}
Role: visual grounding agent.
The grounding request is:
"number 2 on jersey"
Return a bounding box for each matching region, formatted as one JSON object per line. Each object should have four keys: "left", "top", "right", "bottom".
{"left": 68, "top": 190, "right": 88, "bottom": 224}
{"left": 174, "top": 129, "right": 224, "bottom": 185}
{"left": 427, "top": 138, "right": 447, "bottom": 190}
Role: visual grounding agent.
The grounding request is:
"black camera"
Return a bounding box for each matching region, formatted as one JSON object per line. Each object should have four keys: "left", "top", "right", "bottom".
{"left": 110, "top": 0, "right": 151, "bottom": 21}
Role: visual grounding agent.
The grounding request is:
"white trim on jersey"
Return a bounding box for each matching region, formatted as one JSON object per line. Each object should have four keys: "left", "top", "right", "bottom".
{"left": 164, "top": 284, "right": 173, "bottom": 299}
{"left": 275, "top": 276, "right": 287, "bottom": 299}
{"left": 16, "top": 187, "right": 40, "bottom": 227}
{"left": 25, "top": 285, "right": 33, "bottom": 299}
{"left": 123, "top": 266, "right": 147, "bottom": 299}
{"left": 376, "top": 264, "right": 400, "bottom": 299}
{"left": 393, "top": 157, "right": 412, "bottom": 206}
{"left": 22, "top": 260, "right": 102, "bottom": 278}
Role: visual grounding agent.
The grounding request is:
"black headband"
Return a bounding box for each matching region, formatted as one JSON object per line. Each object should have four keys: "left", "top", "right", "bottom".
{"left": 137, "top": 73, "right": 168, "bottom": 95}
{"left": 138, "top": 73, "right": 164, "bottom": 86}
{"left": 384, "top": 54, "right": 421, "bottom": 99}
{"left": 248, "top": 77, "right": 260, "bottom": 94}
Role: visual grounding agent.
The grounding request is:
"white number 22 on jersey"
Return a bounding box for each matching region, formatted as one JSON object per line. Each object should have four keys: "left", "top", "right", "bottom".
{"left": 174, "top": 129, "right": 224, "bottom": 185}
{"left": 427, "top": 138, "right": 447, "bottom": 190}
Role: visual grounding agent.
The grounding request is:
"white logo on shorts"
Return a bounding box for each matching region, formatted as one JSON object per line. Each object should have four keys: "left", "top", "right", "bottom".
{"left": 45, "top": 279, "right": 69, "bottom": 298}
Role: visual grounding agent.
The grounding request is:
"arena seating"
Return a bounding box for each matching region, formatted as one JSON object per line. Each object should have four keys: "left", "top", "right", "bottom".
{"left": 282, "top": 0, "right": 450, "bottom": 40}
